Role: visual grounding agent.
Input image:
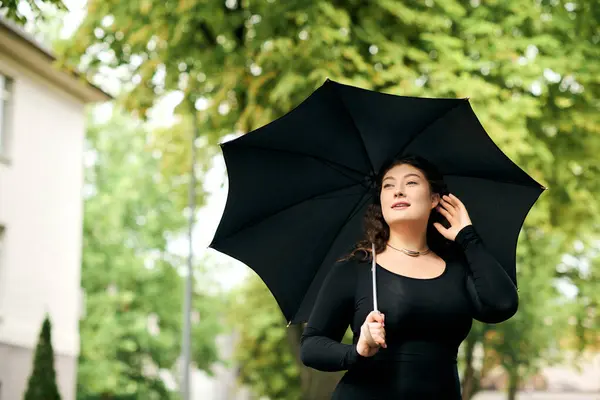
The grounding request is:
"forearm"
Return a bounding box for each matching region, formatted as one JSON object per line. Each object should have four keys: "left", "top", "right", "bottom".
{"left": 457, "top": 225, "right": 519, "bottom": 321}
{"left": 300, "top": 328, "right": 363, "bottom": 371}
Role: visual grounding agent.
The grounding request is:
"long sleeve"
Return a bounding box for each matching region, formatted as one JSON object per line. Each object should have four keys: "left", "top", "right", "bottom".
{"left": 300, "top": 260, "right": 364, "bottom": 371}
{"left": 456, "top": 225, "right": 519, "bottom": 324}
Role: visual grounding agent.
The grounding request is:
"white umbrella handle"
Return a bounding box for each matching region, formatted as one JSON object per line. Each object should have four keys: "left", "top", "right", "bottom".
{"left": 372, "top": 243, "right": 378, "bottom": 312}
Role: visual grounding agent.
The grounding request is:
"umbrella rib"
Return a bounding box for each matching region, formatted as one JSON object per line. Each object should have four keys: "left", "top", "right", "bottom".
{"left": 395, "top": 100, "right": 466, "bottom": 159}
{"left": 215, "top": 181, "right": 367, "bottom": 243}
{"left": 330, "top": 83, "right": 376, "bottom": 176}
{"left": 229, "top": 142, "right": 367, "bottom": 183}
{"left": 292, "top": 189, "right": 374, "bottom": 324}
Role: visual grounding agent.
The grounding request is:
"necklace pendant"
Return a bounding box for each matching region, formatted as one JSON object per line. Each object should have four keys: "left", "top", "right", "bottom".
{"left": 386, "top": 243, "right": 431, "bottom": 257}
{"left": 402, "top": 249, "right": 421, "bottom": 257}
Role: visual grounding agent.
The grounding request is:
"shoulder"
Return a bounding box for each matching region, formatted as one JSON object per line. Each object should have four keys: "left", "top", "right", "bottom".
{"left": 438, "top": 242, "right": 466, "bottom": 264}
{"left": 329, "top": 257, "right": 361, "bottom": 275}
{"left": 325, "top": 257, "right": 367, "bottom": 286}
{"left": 316, "top": 259, "right": 361, "bottom": 302}
{"left": 439, "top": 247, "right": 469, "bottom": 277}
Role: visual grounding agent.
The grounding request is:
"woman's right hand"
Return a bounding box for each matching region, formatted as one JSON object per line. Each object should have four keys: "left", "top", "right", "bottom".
{"left": 356, "top": 311, "right": 386, "bottom": 357}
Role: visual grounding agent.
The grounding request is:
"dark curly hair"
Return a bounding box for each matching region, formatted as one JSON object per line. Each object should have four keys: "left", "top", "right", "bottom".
{"left": 342, "top": 154, "right": 454, "bottom": 262}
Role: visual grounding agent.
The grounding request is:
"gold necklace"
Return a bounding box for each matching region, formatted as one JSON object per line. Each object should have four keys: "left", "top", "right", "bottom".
{"left": 386, "top": 243, "right": 431, "bottom": 257}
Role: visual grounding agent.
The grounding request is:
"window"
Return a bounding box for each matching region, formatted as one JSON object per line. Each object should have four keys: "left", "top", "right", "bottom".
{"left": 0, "top": 73, "right": 14, "bottom": 158}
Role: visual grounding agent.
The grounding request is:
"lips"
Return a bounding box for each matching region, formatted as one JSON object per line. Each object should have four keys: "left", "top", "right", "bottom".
{"left": 392, "top": 201, "right": 410, "bottom": 209}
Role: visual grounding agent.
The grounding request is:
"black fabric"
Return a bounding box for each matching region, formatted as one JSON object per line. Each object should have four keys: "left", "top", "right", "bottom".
{"left": 210, "top": 79, "right": 544, "bottom": 324}
{"left": 300, "top": 225, "right": 518, "bottom": 399}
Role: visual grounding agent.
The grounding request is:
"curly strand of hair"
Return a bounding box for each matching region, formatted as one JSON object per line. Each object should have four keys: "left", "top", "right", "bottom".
{"left": 337, "top": 203, "right": 389, "bottom": 262}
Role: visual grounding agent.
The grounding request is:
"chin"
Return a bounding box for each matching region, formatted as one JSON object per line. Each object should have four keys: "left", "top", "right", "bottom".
{"left": 384, "top": 211, "right": 428, "bottom": 226}
{"left": 386, "top": 214, "right": 418, "bottom": 225}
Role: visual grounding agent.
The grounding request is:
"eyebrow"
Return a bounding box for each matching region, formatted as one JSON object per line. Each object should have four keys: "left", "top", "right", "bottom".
{"left": 383, "top": 173, "right": 422, "bottom": 181}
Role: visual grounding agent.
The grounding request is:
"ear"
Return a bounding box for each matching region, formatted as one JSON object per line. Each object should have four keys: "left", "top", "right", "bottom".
{"left": 431, "top": 192, "right": 440, "bottom": 209}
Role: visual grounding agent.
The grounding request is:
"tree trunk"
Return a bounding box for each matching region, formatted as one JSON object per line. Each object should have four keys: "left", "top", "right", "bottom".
{"left": 286, "top": 324, "right": 344, "bottom": 400}
{"left": 507, "top": 371, "right": 519, "bottom": 400}
{"left": 461, "top": 338, "right": 475, "bottom": 400}
{"left": 461, "top": 334, "right": 480, "bottom": 400}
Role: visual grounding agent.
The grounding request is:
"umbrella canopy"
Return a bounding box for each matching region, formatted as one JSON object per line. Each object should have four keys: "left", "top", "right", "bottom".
{"left": 209, "top": 79, "right": 545, "bottom": 325}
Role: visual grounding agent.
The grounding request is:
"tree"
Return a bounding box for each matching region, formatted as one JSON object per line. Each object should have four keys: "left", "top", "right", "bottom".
{"left": 61, "top": 0, "right": 600, "bottom": 242}
{"left": 24, "top": 314, "right": 62, "bottom": 400}
{"left": 486, "top": 228, "right": 570, "bottom": 400}
{"left": 227, "top": 275, "right": 301, "bottom": 400}
{"left": 0, "top": 0, "right": 66, "bottom": 25}
{"left": 77, "top": 108, "right": 222, "bottom": 399}
{"left": 227, "top": 274, "right": 345, "bottom": 400}
{"left": 62, "top": 0, "right": 600, "bottom": 398}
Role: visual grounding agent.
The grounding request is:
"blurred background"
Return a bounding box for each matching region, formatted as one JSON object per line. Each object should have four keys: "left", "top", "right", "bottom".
{"left": 0, "top": 0, "right": 598, "bottom": 399}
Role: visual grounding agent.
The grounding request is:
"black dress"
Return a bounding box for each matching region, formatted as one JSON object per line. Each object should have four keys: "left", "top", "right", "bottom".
{"left": 300, "top": 225, "right": 519, "bottom": 399}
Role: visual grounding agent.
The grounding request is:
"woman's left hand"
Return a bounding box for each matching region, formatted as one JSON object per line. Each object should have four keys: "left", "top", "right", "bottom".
{"left": 434, "top": 193, "right": 473, "bottom": 241}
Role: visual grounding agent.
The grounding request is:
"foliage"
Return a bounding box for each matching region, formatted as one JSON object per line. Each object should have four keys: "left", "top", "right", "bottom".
{"left": 62, "top": 0, "right": 600, "bottom": 398}
{"left": 77, "top": 108, "right": 221, "bottom": 398}
{"left": 227, "top": 274, "right": 302, "bottom": 400}
{"left": 0, "top": 0, "right": 66, "bottom": 25}
{"left": 486, "top": 228, "right": 571, "bottom": 399}
{"left": 227, "top": 273, "right": 347, "bottom": 400}
{"left": 24, "top": 315, "right": 62, "bottom": 400}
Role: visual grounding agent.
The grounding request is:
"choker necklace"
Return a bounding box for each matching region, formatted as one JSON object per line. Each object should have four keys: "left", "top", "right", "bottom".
{"left": 386, "top": 243, "right": 431, "bottom": 257}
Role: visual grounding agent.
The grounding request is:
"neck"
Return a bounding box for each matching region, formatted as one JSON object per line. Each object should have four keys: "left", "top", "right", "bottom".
{"left": 387, "top": 220, "right": 429, "bottom": 251}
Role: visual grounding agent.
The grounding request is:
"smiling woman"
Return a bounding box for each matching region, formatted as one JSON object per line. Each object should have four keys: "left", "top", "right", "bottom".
{"left": 344, "top": 155, "right": 452, "bottom": 262}
{"left": 300, "top": 155, "right": 520, "bottom": 399}
{"left": 381, "top": 165, "right": 440, "bottom": 242}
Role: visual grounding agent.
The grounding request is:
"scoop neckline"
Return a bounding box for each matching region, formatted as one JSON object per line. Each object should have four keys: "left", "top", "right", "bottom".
{"left": 376, "top": 261, "right": 448, "bottom": 281}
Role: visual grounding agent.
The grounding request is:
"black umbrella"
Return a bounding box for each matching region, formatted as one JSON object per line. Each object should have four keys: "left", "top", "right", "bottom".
{"left": 209, "top": 79, "right": 545, "bottom": 325}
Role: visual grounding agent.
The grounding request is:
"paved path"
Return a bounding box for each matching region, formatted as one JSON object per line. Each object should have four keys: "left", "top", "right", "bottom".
{"left": 474, "top": 391, "right": 600, "bottom": 400}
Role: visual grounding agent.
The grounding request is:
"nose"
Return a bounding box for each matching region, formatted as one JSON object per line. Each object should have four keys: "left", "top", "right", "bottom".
{"left": 394, "top": 188, "right": 405, "bottom": 197}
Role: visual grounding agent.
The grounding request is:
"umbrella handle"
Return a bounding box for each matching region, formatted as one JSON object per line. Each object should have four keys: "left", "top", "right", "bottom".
{"left": 372, "top": 243, "right": 378, "bottom": 312}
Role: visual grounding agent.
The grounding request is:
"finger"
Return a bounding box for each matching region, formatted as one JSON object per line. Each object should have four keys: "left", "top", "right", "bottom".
{"left": 374, "top": 336, "right": 387, "bottom": 348}
{"left": 449, "top": 193, "right": 463, "bottom": 207}
{"left": 370, "top": 330, "right": 385, "bottom": 345}
{"left": 364, "top": 320, "right": 386, "bottom": 348}
{"left": 437, "top": 205, "right": 453, "bottom": 220}
{"left": 367, "top": 311, "right": 385, "bottom": 324}
{"left": 433, "top": 222, "right": 449, "bottom": 237}
{"left": 369, "top": 326, "right": 385, "bottom": 337}
{"left": 368, "top": 322, "right": 383, "bottom": 331}
{"left": 446, "top": 194, "right": 463, "bottom": 210}
{"left": 441, "top": 197, "right": 456, "bottom": 211}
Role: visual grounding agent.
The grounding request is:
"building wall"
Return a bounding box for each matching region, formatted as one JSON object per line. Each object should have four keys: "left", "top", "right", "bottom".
{"left": 0, "top": 49, "right": 85, "bottom": 400}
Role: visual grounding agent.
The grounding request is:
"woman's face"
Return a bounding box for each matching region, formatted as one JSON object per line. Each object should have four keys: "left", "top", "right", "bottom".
{"left": 380, "top": 163, "right": 440, "bottom": 227}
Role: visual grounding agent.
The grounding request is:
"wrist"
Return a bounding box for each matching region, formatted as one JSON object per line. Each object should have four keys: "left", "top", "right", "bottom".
{"left": 455, "top": 224, "right": 477, "bottom": 249}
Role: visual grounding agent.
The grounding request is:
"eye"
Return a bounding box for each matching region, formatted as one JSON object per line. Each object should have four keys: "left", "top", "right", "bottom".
{"left": 383, "top": 183, "right": 394, "bottom": 188}
{"left": 407, "top": 181, "right": 418, "bottom": 185}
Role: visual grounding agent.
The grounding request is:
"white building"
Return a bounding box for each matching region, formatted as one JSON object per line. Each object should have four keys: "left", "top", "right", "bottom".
{"left": 0, "top": 16, "right": 110, "bottom": 400}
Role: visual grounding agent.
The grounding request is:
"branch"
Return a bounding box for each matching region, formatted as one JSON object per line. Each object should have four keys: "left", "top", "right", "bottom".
{"left": 199, "top": 21, "right": 217, "bottom": 47}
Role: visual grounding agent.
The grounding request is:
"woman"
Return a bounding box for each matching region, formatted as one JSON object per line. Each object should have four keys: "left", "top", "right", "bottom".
{"left": 300, "top": 155, "right": 519, "bottom": 399}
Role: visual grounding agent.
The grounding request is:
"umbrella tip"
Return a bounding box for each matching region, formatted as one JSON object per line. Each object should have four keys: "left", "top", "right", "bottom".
{"left": 287, "top": 321, "right": 292, "bottom": 328}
